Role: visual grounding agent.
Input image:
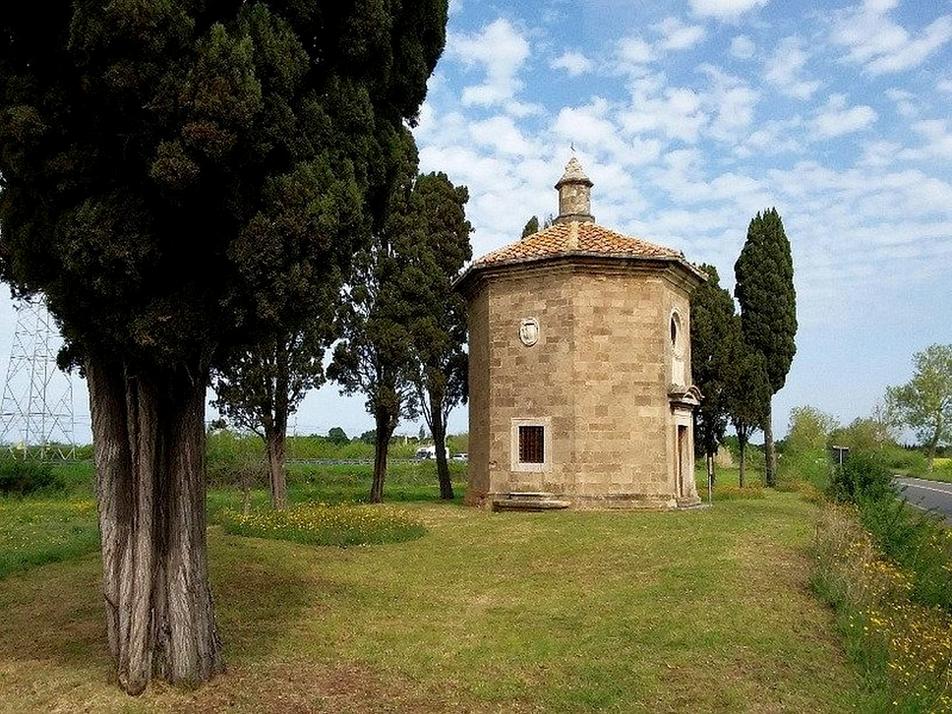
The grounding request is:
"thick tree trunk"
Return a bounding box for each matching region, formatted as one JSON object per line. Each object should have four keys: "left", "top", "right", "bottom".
{"left": 764, "top": 400, "right": 776, "bottom": 487}
{"left": 88, "top": 357, "right": 224, "bottom": 696}
{"left": 738, "top": 435, "right": 747, "bottom": 489}
{"left": 429, "top": 389, "right": 454, "bottom": 500}
{"left": 264, "top": 428, "right": 288, "bottom": 510}
{"left": 371, "top": 412, "right": 395, "bottom": 504}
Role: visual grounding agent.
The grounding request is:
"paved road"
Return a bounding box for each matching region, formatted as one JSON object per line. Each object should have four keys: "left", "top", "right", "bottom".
{"left": 895, "top": 477, "right": 952, "bottom": 525}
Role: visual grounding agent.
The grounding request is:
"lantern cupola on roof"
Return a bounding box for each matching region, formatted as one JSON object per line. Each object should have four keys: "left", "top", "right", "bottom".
{"left": 554, "top": 157, "right": 594, "bottom": 225}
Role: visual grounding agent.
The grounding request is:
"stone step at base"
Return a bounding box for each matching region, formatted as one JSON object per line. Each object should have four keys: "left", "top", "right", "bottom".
{"left": 493, "top": 493, "right": 571, "bottom": 512}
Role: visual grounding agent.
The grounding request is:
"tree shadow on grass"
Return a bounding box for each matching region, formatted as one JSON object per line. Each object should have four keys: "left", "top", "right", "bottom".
{"left": 0, "top": 530, "right": 316, "bottom": 676}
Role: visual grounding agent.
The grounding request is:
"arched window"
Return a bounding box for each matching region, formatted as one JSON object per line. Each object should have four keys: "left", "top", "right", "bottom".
{"left": 670, "top": 312, "right": 683, "bottom": 354}
{"left": 670, "top": 310, "right": 685, "bottom": 385}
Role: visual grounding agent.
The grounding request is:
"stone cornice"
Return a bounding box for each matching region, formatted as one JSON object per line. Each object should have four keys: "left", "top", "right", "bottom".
{"left": 455, "top": 253, "right": 706, "bottom": 300}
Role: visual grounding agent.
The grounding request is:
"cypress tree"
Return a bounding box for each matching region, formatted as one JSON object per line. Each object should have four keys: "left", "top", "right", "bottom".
{"left": 690, "top": 264, "right": 736, "bottom": 484}
{"left": 734, "top": 208, "right": 798, "bottom": 486}
{"left": 0, "top": 1, "right": 447, "bottom": 693}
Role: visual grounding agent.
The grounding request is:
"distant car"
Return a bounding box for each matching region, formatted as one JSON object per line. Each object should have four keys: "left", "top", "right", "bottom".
{"left": 415, "top": 445, "right": 437, "bottom": 460}
{"left": 451, "top": 452, "right": 468, "bottom": 462}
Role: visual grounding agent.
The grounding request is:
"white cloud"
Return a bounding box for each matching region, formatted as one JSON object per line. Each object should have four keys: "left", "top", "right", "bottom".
{"left": 617, "top": 36, "right": 655, "bottom": 66}
{"left": 831, "top": 0, "right": 952, "bottom": 75}
{"left": 736, "top": 117, "right": 804, "bottom": 157}
{"left": 450, "top": 19, "right": 530, "bottom": 108}
{"left": 469, "top": 115, "right": 538, "bottom": 157}
{"left": 910, "top": 119, "right": 952, "bottom": 159}
{"left": 619, "top": 85, "right": 707, "bottom": 144}
{"left": 939, "top": 77, "right": 952, "bottom": 94}
{"left": 810, "top": 94, "right": 877, "bottom": 139}
{"left": 730, "top": 35, "right": 756, "bottom": 59}
{"left": 765, "top": 36, "right": 821, "bottom": 100}
{"left": 550, "top": 51, "right": 594, "bottom": 77}
{"left": 699, "top": 65, "right": 760, "bottom": 141}
{"left": 885, "top": 88, "right": 917, "bottom": 118}
{"left": 689, "top": 0, "right": 769, "bottom": 20}
{"left": 653, "top": 17, "right": 706, "bottom": 51}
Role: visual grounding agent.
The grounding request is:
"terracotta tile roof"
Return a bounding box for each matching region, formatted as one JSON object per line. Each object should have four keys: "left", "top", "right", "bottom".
{"left": 471, "top": 220, "right": 685, "bottom": 269}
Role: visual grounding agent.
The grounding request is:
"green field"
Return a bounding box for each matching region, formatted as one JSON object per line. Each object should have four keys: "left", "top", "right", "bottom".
{"left": 0, "top": 459, "right": 877, "bottom": 712}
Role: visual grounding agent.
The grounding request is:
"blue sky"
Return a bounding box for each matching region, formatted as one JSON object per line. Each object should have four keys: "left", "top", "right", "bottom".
{"left": 1, "top": 0, "right": 949, "bottom": 443}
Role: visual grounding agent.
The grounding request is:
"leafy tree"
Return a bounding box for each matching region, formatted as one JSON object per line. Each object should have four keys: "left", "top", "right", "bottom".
{"left": 359, "top": 429, "right": 377, "bottom": 445}
{"left": 327, "top": 426, "right": 350, "bottom": 445}
{"left": 521, "top": 215, "right": 539, "bottom": 238}
{"left": 785, "top": 406, "right": 839, "bottom": 452}
{"left": 723, "top": 320, "right": 771, "bottom": 488}
{"left": 404, "top": 172, "right": 472, "bottom": 499}
{"left": 734, "top": 208, "right": 798, "bottom": 487}
{"left": 328, "top": 132, "right": 420, "bottom": 503}
{"left": 212, "top": 323, "right": 331, "bottom": 509}
{"left": 0, "top": 1, "right": 446, "bottom": 693}
{"left": 690, "top": 264, "right": 736, "bottom": 484}
{"left": 886, "top": 344, "right": 952, "bottom": 471}
{"left": 830, "top": 415, "right": 893, "bottom": 453}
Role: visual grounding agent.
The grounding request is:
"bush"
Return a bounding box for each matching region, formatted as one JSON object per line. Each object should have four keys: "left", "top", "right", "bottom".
{"left": 826, "top": 451, "right": 892, "bottom": 504}
{"left": 777, "top": 447, "right": 830, "bottom": 491}
{"left": 0, "top": 460, "right": 64, "bottom": 496}
{"left": 220, "top": 503, "right": 426, "bottom": 547}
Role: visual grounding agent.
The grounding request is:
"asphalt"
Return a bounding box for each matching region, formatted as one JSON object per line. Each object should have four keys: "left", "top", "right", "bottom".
{"left": 895, "top": 477, "right": 952, "bottom": 525}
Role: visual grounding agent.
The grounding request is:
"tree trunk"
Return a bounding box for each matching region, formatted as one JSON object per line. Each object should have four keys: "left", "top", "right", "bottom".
{"left": 764, "top": 399, "right": 776, "bottom": 487}
{"left": 371, "top": 412, "right": 395, "bottom": 504}
{"left": 88, "top": 357, "right": 224, "bottom": 695}
{"left": 429, "top": 389, "right": 454, "bottom": 500}
{"left": 738, "top": 435, "right": 746, "bottom": 489}
{"left": 264, "top": 427, "right": 288, "bottom": 510}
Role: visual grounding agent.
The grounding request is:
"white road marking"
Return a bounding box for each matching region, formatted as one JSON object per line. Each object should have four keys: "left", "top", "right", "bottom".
{"left": 899, "top": 481, "right": 952, "bottom": 496}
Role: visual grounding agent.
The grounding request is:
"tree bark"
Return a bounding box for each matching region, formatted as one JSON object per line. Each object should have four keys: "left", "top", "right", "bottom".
{"left": 429, "top": 388, "right": 454, "bottom": 500}
{"left": 371, "top": 412, "right": 395, "bottom": 503}
{"left": 764, "top": 399, "right": 776, "bottom": 487}
{"left": 264, "top": 427, "right": 288, "bottom": 510}
{"left": 738, "top": 435, "right": 747, "bottom": 489}
{"left": 88, "top": 357, "right": 224, "bottom": 695}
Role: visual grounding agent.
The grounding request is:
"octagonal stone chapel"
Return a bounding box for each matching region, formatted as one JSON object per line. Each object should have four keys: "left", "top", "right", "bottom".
{"left": 456, "top": 157, "right": 705, "bottom": 511}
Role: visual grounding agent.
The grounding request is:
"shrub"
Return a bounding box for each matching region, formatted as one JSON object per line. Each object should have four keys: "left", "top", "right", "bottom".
{"left": 220, "top": 503, "right": 427, "bottom": 547}
{"left": 0, "top": 460, "right": 64, "bottom": 496}
{"left": 826, "top": 450, "right": 892, "bottom": 504}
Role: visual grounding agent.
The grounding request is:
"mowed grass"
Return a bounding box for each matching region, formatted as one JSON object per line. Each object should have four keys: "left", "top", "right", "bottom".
{"left": 0, "top": 484, "right": 873, "bottom": 712}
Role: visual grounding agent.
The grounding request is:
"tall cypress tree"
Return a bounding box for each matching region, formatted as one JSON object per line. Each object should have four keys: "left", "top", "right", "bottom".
{"left": 734, "top": 208, "right": 798, "bottom": 486}
{"left": 690, "top": 264, "right": 736, "bottom": 484}
{"left": 0, "top": 1, "right": 447, "bottom": 693}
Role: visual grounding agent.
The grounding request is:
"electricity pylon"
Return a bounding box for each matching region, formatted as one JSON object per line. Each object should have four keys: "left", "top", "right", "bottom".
{"left": 0, "top": 297, "right": 75, "bottom": 459}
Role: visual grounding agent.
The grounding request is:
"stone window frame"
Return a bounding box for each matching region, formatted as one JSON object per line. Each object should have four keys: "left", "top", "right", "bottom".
{"left": 669, "top": 309, "right": 685, "bottom": 358}
{"left": 510, "top": 417, "right": 552, "bottom": 473}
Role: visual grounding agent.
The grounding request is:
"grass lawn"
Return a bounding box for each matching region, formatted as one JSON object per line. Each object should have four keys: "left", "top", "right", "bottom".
{"left": 0, "top": 460, "right": 873, "bottom": 713}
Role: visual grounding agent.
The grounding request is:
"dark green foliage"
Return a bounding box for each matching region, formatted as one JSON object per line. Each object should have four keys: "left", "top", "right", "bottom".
{"left": 0, "top": 459, "right": 64, "bottom": 496}
{"left": 402, "top": 172, "right": 472, "bottom": 499}
{"left": 328, "top": 130, "right": 422, "bottom": 501}
{"left": 826, "top": 450, "right": 892, "bottom": 504}
{"left": 327, "top": 427, "right": 349, "bottom": 445}
{"left": 359, "top": 430, "right": 377, "bottom": 445}
{"left": 722, "top": 322, "right": 771, "bottom": 487}
{"left": 0, "top": 0, "right": 448, "bottom": 374}
{"left": 689, "top": 264, "right": 735, "bottom": 465}
{"left": 734, "top": 208, "right": 798, "bottom": 393}
{"left": 734, "top": 208, "right": 798, "bottom": 485}
{"left": 521, "top": 215, "right": 539, "bottom": 238}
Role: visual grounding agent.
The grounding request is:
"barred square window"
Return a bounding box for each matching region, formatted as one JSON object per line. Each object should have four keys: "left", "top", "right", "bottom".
{"left": 518, "top": 425, "right": 545, "bottom": 464}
